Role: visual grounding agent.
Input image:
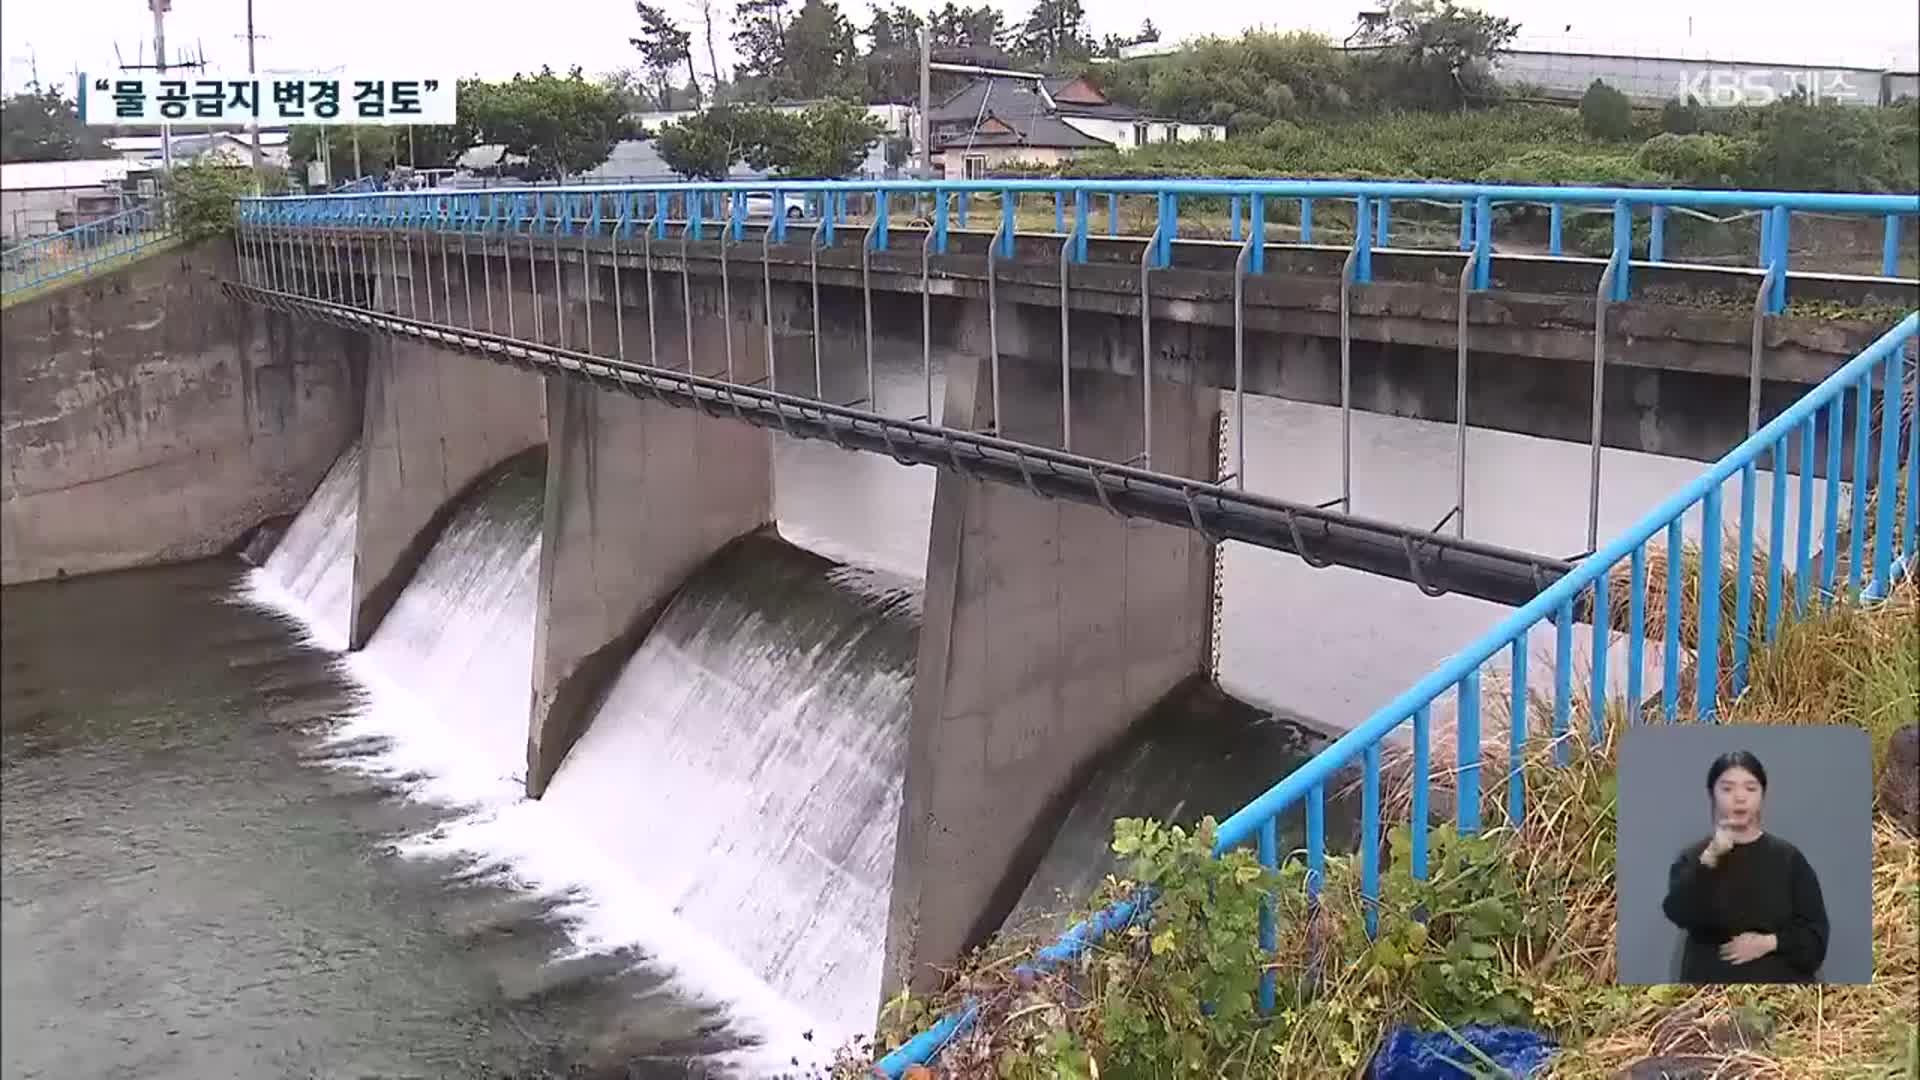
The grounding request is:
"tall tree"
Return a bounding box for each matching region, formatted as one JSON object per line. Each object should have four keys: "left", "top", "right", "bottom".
{"left": 1012, "top": 0, "right": 1091, "bottom": 70}
{"left": 630, "top": 2, "right": 694, "bottom": 110}
{"left": 782, "top": 0, "right": 860, "bottom": 100}
{"left": 0, "top": 86, "right": 112, "bottom": 162}
{"left": 863, "top": 4, "right": 926, "bottom": 103}
{"left": 698, "top": 0, "right": 726, "bottom": 104}
{"left": 929, "top": 2, "right": 1006, "bottom": 61}
{"left": 467, "top": 67, "right": 636, "bottom": 180}
{"left": 732, "top": 0, "right": 792, "bottom": 91}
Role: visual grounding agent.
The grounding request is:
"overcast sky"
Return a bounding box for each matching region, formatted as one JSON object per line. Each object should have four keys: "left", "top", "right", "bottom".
{"left": 4, "top": 0, "right": 1915, "bottom": 98}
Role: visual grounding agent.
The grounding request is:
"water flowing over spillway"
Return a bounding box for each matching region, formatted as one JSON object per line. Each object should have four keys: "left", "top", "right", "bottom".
{"left": 542, "top": 533, "right": 921, "bottom": 1038}
{"left": 257, "top": 440, "right": 362, "bottom": 649}
{"left": 242, "top": 444, "right": 921, "bottom": 1069}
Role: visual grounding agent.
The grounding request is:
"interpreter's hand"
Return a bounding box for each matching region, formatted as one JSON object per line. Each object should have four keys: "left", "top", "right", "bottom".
{"left": 1719, "top": 932, "right": 1776, "bottom": 965}
{"left": 1700, "top": 823, "right": 1738, "bottom": 867}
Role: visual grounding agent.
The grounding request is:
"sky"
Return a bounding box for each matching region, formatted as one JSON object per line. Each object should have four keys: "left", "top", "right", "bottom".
{"left": 3, "top": 0, "right": 1916, "bottom": 99}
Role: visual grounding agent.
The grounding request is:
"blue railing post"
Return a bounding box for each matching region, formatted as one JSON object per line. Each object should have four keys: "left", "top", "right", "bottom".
{"left": 1354, "top": 194, "right": 1373, "bottom": 283}
{"left": 731, "top": 189, "right": 746, "bottom": 242}
{"left": 1230, "top": 195, "right": 1243, "bottom": 243}
{"left": 1758, "top": 209, "right": 1772, "bottom": 268}
{"left": 1053, "top": 189, "right": 1065, "bottom": 234}
{"left": 1360, "top": 745, "right": 1381, "bottom": 938}
{"left": 1471, "top": 194, "right": 1492, "bottom": 290}
{"left": 1256, "top": 817, "right": 1277, "bottom": 1014}
{"left": 1300, "top": 198, "right": 1314, "bottom": 244}
{"left": 1698, "top": 488, "right": 1724, "bottom": 720}
{"left": 1650, "top": 204, "right": 1666, "bottom": 262}
{"left": 824, "top": 189, "right": 837, "bottom": 246}
{"left": 1548, "top": 202, "right": 1564, "bottom": 256}
{"left": 1456, "top": 672, "right": 1481, "bottom": 833}
{"left": 1155, "top": 192, "right": 1176, "bottom": 268}
{"left": 1458, "top": 199, "right": 1473, "bottom": 252}
{"left": 1250, "top": 194, "right": 1265, "bottom": 274}
{"left": 1507, "top": 640, "right": 1528, "bottom": 825}
{"left": 1610, "top": 199, "right": 1632, "bottom": 301}
{"left": 772, "top": 188, "right": 787, "bottom": 243}
{"left": 876, "top": 191, "right": 890, "bottom": 250}
{"left": 1589, "top": 575, "right": 1609, "bottom": 744}
{"left": 1073, "top": 189, "right": 1089, "bottom": 263}
{"left": 1553, "top": 599, "right": 1573, "bottom": 758}
{"left": 1411, "top": 704, "right": 1430, "bottom": 877}
{"left": 1869, "top": 350, "right": 1902, "bottom": 596}
{"left": 1374, "top": 197, "right": 1391, "bottom": 248}
{"left": 689, "top": 189, "right": 705, "bottom": 241}
{"left": 1768, "top": 206, "right": 1791, "bottom": 313}
{"left": 999, "top": 194, "right": 1015, "bottom": 258}
{"left": 1884, "top": 214, "right": 1903, "bottom": 278}
{"left": 933, "top": 190, "right": 949, "bottom": 254}
{"left": 1106, "top": 191, "right": 1118, "bottom": 238}
{"left": 1733, "top": 465, "right": 1757, "bottom": 692}
{"left": 956, "top": 189, "right": 969, "bottom": 228}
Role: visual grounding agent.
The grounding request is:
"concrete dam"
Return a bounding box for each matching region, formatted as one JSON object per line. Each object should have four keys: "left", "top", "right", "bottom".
{"left": 3, "top": 183, "right": 1908, "bottom": 1070}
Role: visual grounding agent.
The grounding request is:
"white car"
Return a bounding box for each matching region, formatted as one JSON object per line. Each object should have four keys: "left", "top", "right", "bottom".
{"left": 735, "top": 192, "right": 813, "bottom": 220}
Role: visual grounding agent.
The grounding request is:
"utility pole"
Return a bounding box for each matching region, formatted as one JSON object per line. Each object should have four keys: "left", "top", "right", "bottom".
{"left": 243, "top": 0, "right": 263, "bottom": 180}
{"left": 152, "top": 0, "right": 173, "bottom": 174}
{"left": 917, "top": 25, "right": 933, "bottom": 180}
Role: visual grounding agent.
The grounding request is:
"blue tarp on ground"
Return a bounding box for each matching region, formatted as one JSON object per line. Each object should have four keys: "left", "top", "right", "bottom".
{"left": 1371, "top": 1024, "right": 1558, "bottom": 1080}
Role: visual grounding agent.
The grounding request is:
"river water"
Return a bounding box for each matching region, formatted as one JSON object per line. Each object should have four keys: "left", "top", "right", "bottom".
{"left": 2, "top": 346, "right": 1833, "bottom": 1077}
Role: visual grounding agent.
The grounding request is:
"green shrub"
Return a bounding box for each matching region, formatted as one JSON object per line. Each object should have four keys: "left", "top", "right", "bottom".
{"left": 1579, "top": 79, "right": 1634, "bottom": 139}
{"left": 1635, "top": 132, "right": 1750, "bottom": 187}
{"left": 163, "top": 161, "right": 256, "bottom": 241}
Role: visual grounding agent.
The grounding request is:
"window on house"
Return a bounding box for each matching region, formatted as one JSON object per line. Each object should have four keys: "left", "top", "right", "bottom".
{"left": 1133, "top": 122, "right": 1150, "bottom": 146}
{"left": 1199, "top": 127, "right": 1217, "bottom": 141}
{"left": 1164, "top": 124, "right": 1181, "bottom": 143}
{"left": 964, "top": 154, "right": 988, "bottom": 181}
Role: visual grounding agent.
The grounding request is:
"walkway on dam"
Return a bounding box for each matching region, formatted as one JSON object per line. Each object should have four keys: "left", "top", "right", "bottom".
{"left": 226, "top": 177, "right": 1916, "bottom": 615}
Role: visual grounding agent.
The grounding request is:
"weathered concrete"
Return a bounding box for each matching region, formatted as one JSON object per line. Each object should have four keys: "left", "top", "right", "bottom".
{"left": 526, "top": 264, "right": 774, "bottom": 797}
{"left": 881, "top": 299, "right": 1217, "bottom": 998}
{"left": 349, "top": 330, "right": 546, "bottom": 649}
{"left": 1, "top": 242, "right": 362, "bottom": 585}
{"left": 319, "top": 227, "right": 1914, "bottom": 463}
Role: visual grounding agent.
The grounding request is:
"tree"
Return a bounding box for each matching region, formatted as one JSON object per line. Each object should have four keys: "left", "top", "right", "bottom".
{"left": 782, "top": 0, "right": 861, "bottom": 100}
{"left": 288, "top": 125, "right": 398, "bottom": 183}
{"left": 1579, "top": 80, "right": 1634, "bottom": 139}
{"left": 1012, "top": 0, "right": 1092, "bottom": 70}
{"left": 0, "top": 86, "right": 112, "bottom": 162}
{"left": 654, "top": 98, "right": 881, "bottom": 179}
{"left": 732, "top": 0, "right": 792, "bottom": 92}
{"left": 468, "top": 68, "right": 636, "bottom": 180}
{"left": 864, "top": 4, "right": 926, "bottom": 103}
{"left": 752, "top": 98, "right": 884, "bottom": 177}
{"left": 1367, "top": 0, "right": 1520, "bottom": 108}
{"left": 631, "top": 2, "right": 695, "bottom": 110}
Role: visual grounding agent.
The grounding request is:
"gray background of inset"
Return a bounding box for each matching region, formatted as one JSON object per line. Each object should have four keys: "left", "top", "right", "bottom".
{"left": 1615, "top": 724, "right": 1874, "bottom": 985}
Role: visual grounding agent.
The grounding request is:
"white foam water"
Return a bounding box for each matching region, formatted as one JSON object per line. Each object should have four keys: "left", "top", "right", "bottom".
{"left": 240, "top": 458, "right": 847, "bottom": 1076}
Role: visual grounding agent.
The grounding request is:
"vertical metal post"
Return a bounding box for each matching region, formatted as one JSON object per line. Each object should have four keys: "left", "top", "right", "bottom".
{"left": 1140, "top": 225, "right": 1161, "bottom": 471}
{"left": 1354, "top": 194, "right": 1372, "bottom": 284}
{"left": 1750, "top": 266, "right": 1777, "bottom": 436}
{"left": 763, "top": 224, "right": 777, "bottom": 394}
{"left": 1590, "top": 252, "right": 1621, "bottom": 552}
{"left": 442, "top": 233, "right": 453, "bottom": 325}
{"left": 921, "top": 227, "right": 933, "bottom": 422}
{"left": 1767, "top": 206, "right": 1790, "bottom": 314}
{"left": 1455, "top": 254, "right": 1472, "bottom": 537}
{"left": 1250, "top": 193, "right": 1265, "bottom": 275}
{"left": 462, "top": 232, "right": 474, "bottom": 328}
{"left": 1549, "top": 203, "right": 1564, "bottom": 256}
{"left": 810, "top": 225, "right": 825, "bottom": 397}
{"left": 680, "top": 223, "right": 695, "bottom": 372}
{"left": 643, "top": 208, "right": 658, "bottom": 365}
{"left": 1649, "top": 204, "right": 1666, "bottom": 262}
{"left": 553, "top": 231, "right": 567, "bottom": 349}
{"left": 1610, "top": 200, "right": 1632, "bottom": 302}
{"left": 987, "top": 218, "right": 1005, "bottom": 433}
{"left": 1884, "top": 214, "right": 1903, "bottom": 278}
{"left": 611, "top": 224, "right": 625, "bottom": 361}
{"left": 1300, "top": 198, "right": 1313, "bottom": 244}
{"left": 1339, "top": 237, "right": 1358, "bottom": 511}
{"left": 1232, "top": 233, "right": 1254, "bottom": 488}
{"left": 719, "top": 222, "right": 734, "bottom": 381}
{"left": 528, "top": 233, "right": 543, "bottom": 343}
{"left": 862, "top": 222, "right": 877, "bottom": 408}
{"left": 1059, "top": 236, "right": 1074, "bottom": 451}
{"left": 1472, "top": 195, "right": 1492, "bottom": 290}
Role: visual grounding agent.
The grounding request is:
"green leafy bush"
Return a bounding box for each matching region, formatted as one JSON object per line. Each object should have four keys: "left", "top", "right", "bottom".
{"left": 1579, "top": 79, "right": 1634, "bottom": 140}
{"left": 164, "top": 161, "right": 255, "bottom": 241}
{"left": 1634, "top": 132, "right": 1749, "bottom": 187}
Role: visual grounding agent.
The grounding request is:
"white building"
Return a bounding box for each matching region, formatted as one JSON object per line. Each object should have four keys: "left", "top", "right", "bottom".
{"left": 0, "top": 159, "right": 131, "bottom": 243}
{"left": 928, "top": 76, "right": 1221, "bottom": 180}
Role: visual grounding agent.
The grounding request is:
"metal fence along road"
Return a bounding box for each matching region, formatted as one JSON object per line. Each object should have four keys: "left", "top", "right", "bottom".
{"left": 1, "top": 202, "right": 174, "bottom": 300}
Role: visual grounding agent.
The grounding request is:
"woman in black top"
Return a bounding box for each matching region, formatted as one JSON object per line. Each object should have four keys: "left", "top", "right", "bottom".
{"left": 1661, "top": 750, "right": 1829, "bottom": 984}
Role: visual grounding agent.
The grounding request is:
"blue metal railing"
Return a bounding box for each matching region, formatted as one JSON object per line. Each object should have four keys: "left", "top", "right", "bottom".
{"left": 237, "top": 178, "right": 1919, "bottom": 313}
{"left": 872, "top": 310, "right": 1918, "bottom": 1077}
{"left": 1, "top": 202, "right": 173, "bottom": 300}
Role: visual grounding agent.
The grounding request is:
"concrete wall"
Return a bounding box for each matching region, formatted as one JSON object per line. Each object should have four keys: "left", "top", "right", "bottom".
{"left": 882, "top": 299, "right": 1217, "bottom": 998}
{"left": 526, "top": 262, "right": 774, "bottom": 796}
{"left": 2, "top": 241, "right": 362, "bottom": 584}
{"left": 347, "top": 271, "right": 547, "bottom": 648}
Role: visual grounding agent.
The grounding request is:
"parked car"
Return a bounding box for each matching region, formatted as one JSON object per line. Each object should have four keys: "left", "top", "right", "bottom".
{"left": 735, "top": 192, "right": 812, "bottom": 220}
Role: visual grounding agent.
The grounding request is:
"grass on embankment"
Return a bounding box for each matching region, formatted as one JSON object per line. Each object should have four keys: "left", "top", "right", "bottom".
{"left": 832, "top": 536, "right": 1919, "bottom": 1079}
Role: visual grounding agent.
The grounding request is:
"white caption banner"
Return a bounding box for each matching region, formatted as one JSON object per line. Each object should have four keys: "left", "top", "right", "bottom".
{"left": 82, "top": 73, "right": 457, "bottom": 126}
